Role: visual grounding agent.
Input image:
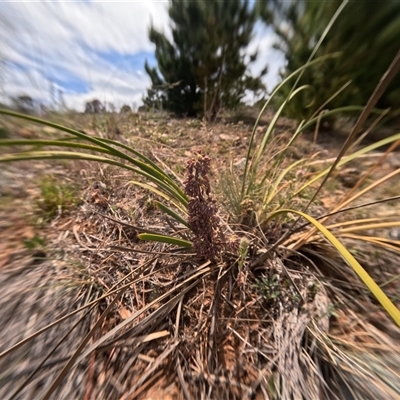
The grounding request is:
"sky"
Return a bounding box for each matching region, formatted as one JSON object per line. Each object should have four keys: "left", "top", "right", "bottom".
{"left": 0, "top": 1, "right": 285, "bottom": 112}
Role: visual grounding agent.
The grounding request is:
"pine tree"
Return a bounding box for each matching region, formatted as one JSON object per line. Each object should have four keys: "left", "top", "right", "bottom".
{"left": 144, "top": 0, "right": 269, "bottom": 119}
{"left": 271, "top": 0, "right": 400, "bottom": 123}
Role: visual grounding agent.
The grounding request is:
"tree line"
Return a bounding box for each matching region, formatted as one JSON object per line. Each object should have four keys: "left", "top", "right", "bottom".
{"left": 144, "top": 0, "right": 400, "bottom": 123}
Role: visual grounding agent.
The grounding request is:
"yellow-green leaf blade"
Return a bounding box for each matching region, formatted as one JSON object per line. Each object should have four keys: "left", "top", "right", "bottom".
{"left": 271, "top": 209, "right": 400, "bottom": 327}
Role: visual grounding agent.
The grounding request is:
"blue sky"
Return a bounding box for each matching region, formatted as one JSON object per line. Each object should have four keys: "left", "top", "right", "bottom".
{"left": 0, "top": 1, "right": 285, "bottom": 112}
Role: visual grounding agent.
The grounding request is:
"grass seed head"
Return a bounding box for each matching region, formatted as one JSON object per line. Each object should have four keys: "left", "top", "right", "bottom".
{"left": 184, "top": 152, "right": 238, "bottom": 259}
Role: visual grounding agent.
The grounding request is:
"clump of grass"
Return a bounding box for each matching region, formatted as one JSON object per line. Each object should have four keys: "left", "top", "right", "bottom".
{"left": 23, "top": 235, "right": 46, "bottom": 251}
{"left": 254, "top": 274, "right": 281, "bottom": 300}
{"left": 37, "top": 175, "right": 80, "bottom": 220}
{"left": 104, "top": 112, "right": 121, "bottom": 137}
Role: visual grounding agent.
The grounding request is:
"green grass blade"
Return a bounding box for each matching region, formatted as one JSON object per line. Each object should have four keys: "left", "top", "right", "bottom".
{"left": 137, "top": 233, "right": 192, "bottom": 248}
{"left": 310, "top": 80, "right": 353, "bottom": 120}
{"left": 286, "top": 0, "right": 348, "bottom": 100}
{"left": 264, "top": 158, "right": 308, "bottom": 206}
{"left": 248, "top": 86, "right": 311, "bottom": 195}
{"left": 299, "top": 106, "right": 381, "bottom": 133}
{"left": 0, "top": 109, "right": 139, "bottom": 164}
{"left": 0, "top": 109, "right": 186, "bottom": 200}
{"left": 155, "top": 201, "right": 190, "bottom": 228}
{"left": 241, "top": 52, "right": 342, "bottom": 199}
{"left": 0, "top": 139, "right": 113, "bottom": 154}
{"left": 131, "top": 181, "right": 188, "bottom": 212}
{"left": 0, "top": 151, "right": 187, "bottom": 207}
{"left": 92, "top": 136, "right": 186, "bottom": 196}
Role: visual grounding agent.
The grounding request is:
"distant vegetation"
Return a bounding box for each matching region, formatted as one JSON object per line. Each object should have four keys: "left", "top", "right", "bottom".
{"left": 84, "top": 99, "right": 105, "bottom": 114}
{"left": 271, "top": 0, "right": 400, "bottom": 123}
{"left": 120, "top": 104, "right": 132, "bottom": 114}
{"left": 145, "top": 0, "right": 400, "bottom": 125}
{"left": 11, "top": 95, "right": 37, "bottom": 114}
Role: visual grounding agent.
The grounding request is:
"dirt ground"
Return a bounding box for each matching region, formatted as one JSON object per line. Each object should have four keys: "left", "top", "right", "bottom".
{"left": 0, "top": 111, "right": 399, "bottom": 399}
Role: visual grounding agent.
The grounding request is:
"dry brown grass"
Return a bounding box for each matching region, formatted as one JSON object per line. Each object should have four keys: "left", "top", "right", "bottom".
{"left": 0, "top": 113, "right": 399, "bottom": 399}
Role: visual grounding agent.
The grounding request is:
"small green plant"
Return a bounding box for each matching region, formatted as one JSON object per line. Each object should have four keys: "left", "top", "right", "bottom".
{"left": 255, "top": 274, "right": 281, "bottom": 300}
{"left": 37, "top": 175, "right": 79, "bottom": 220}
{"left": 326, "top": 303, "right": 339, "bottom": 318}
{"left": 23, "top": 235, "right": 47, "bottom": 251}
{"left": 237, "top": 237, "right": 249, "bottom": 268}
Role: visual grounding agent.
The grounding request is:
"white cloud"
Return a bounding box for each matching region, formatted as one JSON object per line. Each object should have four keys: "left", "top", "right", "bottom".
{"left": 247, "top": 24, "right": 286, "bottom": 94}
{"left": 0, "top": 1, "right": 170, "bottom": 109}
{"left": 2, "top": 1, "right": 170, "bottom": 54}
{"left": 0, "top": 2, "right": 284, "bottom": 111}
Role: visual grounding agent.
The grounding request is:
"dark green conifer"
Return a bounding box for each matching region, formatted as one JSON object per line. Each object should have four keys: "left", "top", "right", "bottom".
{"left": 144, "top": 0, "right": 269, "bottom": 119}
{"left": 270, "top": 0, "right": 400, "bottom": 123}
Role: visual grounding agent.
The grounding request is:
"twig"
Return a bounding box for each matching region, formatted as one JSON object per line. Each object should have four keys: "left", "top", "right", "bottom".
{"left": 97, "top": 213, "right": 164, "bottom": 235}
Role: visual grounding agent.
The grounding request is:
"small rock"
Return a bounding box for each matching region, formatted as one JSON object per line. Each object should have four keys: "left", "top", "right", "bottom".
{"left": 42, "top": 127, "right": 57, "bottom": 135}
{"left": 16, "top": 128, "right": 36, "bottom": 138}
{"left": 387, "top": 153, "right": 400, "bottom": 169}
{"left": 234, "top": 157, "right": 247, "bottom": 170}
{"left": 219, "top": 133, "right": 240, "bottom": 145}
{"left": 337, "top": 168, "right": 361, "bottom": 188}
{"left": 256, "top": 126, "right": 264, "bottom": 135}
{"left": 92, "top": 181, "right": 107, "bottom": 191}
{"left": 84, "top": 129, "right": 97, "bottom": 136}
{"left": 389, "top": 227, "right": 400, "bottom": 240}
